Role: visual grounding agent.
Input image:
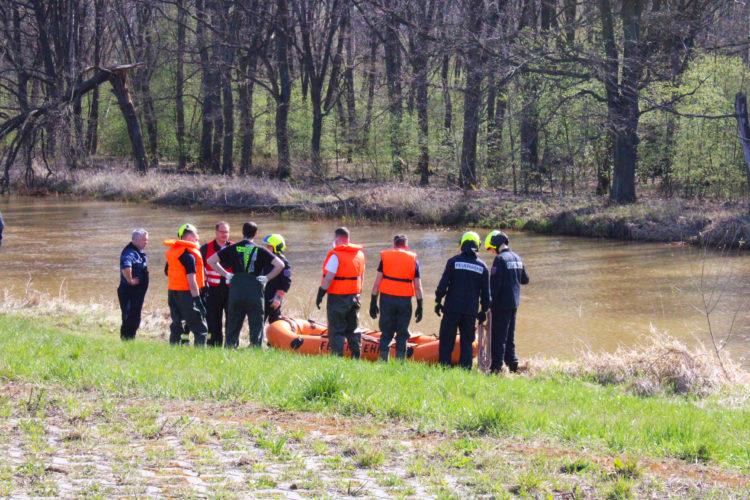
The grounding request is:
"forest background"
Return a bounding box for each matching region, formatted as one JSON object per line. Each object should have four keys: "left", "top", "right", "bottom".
{"left": 1, "top": 0, "right": 749, "bottom": 207}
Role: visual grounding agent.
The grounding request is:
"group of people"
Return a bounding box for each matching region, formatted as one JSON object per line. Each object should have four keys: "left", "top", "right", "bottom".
{"left": 118, "top": 222, "right": 529, "bottom": 372}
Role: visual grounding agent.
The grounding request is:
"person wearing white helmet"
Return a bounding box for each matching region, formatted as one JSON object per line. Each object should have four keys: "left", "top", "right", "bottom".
{"left": 485, "top": 230, "right": 529, "bottom": 373}
{"left": 434, "top": 231, "right": 491, "bottom": 369}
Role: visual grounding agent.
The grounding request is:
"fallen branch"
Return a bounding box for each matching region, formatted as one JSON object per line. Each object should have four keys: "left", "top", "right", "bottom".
{"left": 1, "top": 63, "right": 148, "bottom": 193}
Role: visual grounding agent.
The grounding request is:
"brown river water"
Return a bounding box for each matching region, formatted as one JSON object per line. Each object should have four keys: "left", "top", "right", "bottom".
{"left": 1, "top": 197, "right": 749, "bottom": 365}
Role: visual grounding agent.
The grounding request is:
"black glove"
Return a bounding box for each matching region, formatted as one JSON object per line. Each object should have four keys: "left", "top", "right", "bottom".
{"left": 415, "top": 299, "right": 423, "bottom": 323}
{"left": 369, "top": 295, "right": 379, "bottom": 319}
{"left": 477, "top": 310, "right": 487, "bottom": 324}
{"left": 200, "top": 287, "right": 208, "bottom": 303}
{"left": 193, "top": 296, "right": 207, "bottom": 318}
{"left": 434, "top": 301, "right": 443, "bottom": 317}
{"left": 315, "top": 287, "right": 326, "bottom": 309}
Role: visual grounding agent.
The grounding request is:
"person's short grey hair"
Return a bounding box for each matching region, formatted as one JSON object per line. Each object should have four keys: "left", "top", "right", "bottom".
{"left": 132, "top": 228, "right": 148, "bottom": 241}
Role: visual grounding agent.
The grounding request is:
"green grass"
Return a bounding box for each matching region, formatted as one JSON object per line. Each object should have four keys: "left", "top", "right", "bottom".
{"left": 1, "top": 313, "right": 749, "bottom": 472}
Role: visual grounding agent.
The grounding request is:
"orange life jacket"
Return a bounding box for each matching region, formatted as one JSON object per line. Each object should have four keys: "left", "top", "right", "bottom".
{"left": 204, "top": 239, "right": 233, "bottom": 287}
{"left": 378, "top": 248, "right": 417, "bottom": 297}
{"left": 164, "top": 239, "right": 205, "bottom": 291}
{"left": 322, "top": 244, "right": 365, "bottom": 295}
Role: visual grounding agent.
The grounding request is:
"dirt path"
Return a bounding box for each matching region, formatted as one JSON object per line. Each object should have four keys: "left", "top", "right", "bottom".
{"left": 0, "top": 380, "right": 746, "bottom": 499}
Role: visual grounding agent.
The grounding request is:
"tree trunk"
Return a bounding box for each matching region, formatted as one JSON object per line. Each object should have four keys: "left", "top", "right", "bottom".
{"left": 197, "top": 0, "right": 213, "bottom": 171}
{"left": 220, "top": 6, "right": 237, "bottom": 177}
{"left": 413, "top": 33, "right": 430, "bottom": 186}
{"left": 175, "top": 0, "right": 187, "bottom": 169}
{"left": 221, "top": 70, "right": 234, "bottom": 176}
{"left": 519, "top": 0, "right": 540, "bottom": 193}
{"left": 275, "top": 0, "right": 292, "bottom": 179}
{"left": 487, "top": 78, "right": 506, "bottom": 174}
{"left": 361, "top": 28, "right": 377, "bottom": 147}
{"left": 563, "top": 0, "right": 576, "bottom": 44}
{"left": 311, "top": 92, "right": 324, "bottom": 175}
{"left": 343, "top": 15, "right": 357, "bottom": 164}
{"left": 384, "top": 10, "right": 404, "bottom": 179}
{"left": 606, "top": 0, "right": 642, "bottom": 204}
{"left": 238, "top": 54, "right": 256, "bottom": 175}
{"left": 735, "top": 92, "right": 750, "bottom": 192}
{"left": 459, "top": 0, "right": 483, "bottom": 188}
{"left": 109, "top": 68, "right": 149, "bottom": 174}
{"left": 141, "top": 80, "right": 159, "bottom": 168}
{"left": 441, "top": 55, "right": 452, "bottom": 131}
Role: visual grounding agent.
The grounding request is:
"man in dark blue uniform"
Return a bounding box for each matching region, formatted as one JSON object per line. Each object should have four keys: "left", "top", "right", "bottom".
{"left": 434, "top": 231, "right": 491, "bottom": 369}
{"left": 485, "top": 230, "right": 529, "bottom": 373}
{"left": 118, "top": 228, "right": 149, "bottom": 340}
{"left": 262, "top": 234, "right": 292, "bottom": 324}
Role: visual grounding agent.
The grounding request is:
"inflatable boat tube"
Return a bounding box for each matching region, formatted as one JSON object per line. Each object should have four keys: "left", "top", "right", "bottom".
{"left": 266, "top": 317, "right": 476, "bottom": 364}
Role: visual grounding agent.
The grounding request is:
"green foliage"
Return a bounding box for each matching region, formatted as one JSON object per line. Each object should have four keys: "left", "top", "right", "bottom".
{"left": 300, "top": 369, "right": 344, "bottom": 402}
{"left": 640, "top": 54, "right": 748, "bottom": 199}
{"left": 0, "top": 313, "right": 749, "bottom": 471}
{"left": 613, "top": 457, "right": 641, "bottom": 479}
{"left": 560, "top": 458, "right": 593, "bottom": 474}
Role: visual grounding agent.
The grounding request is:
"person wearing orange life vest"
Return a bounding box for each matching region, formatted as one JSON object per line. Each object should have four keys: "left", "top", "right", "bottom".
{"left": 369, "top": 234, "right": 424, "bottom": 361}
{"left": 200, "top": 221, "right": 234, "bottom": 347}
{"left": 164, "top": 223, "right": 209, "bottom": 346}
{"left": 316, "top": 227, "right": 365, "bottom": 358}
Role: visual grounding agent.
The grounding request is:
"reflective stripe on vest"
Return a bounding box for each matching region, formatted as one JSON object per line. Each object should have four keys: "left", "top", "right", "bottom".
{"left": 322, "top": 244, "right": 365, "bottom": 295}
{"left": 164, "top": 239, "right": 206, "bottom": 291}
{"left": 378, "top": 249, "right": 417, "bottom": 297}
{"left": 205, "top": 239, "right": 233, "bottom": 287}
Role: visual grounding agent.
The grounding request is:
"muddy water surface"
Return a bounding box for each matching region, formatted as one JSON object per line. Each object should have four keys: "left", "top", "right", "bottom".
{"left": 1, "top": 197, "right": 748, "bottom": 365}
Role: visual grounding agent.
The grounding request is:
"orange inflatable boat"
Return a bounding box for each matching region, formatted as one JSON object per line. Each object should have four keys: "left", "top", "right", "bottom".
{"left": 266, "top": 317, "right": 476, "bottom": 364}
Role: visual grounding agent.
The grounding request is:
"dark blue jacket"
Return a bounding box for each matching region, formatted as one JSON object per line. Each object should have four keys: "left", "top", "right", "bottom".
{"left": 435, "top": 250, "right": 490, "bottom": 316}
{"left": 490, "top": 248, "right": 529, "bottom": 311}
{"left": 120, "top": 243, "right": 149, "bottom": 288}
{"left": 264, "top": 253, "right": 291, "bottom": 302}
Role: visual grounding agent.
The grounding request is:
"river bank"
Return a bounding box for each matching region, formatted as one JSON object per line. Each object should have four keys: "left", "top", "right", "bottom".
{"left": 0, "top": 302, "right": 749, "bottom": 498}
{"left": 14, "top": 166, "right": 750, "bottom": 248}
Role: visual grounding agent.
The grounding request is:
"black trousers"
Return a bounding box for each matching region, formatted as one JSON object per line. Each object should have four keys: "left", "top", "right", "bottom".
{"left": 205, "top": 284, "right": 229, "bottom": 347}
{"left": 225, "top": 273, "right": 265, "bottom": 348}
{"left": 117, "top": 284, "right": 148, "bottom": 340}
{"left": 378, "top": 294, "right": 412, "bottom": 361}
{"left": 491, "top": 309, "right": 518, "bottom": 372}
{"left": 438, "top": 312, "right": 476, "bottom": 369}
{"left": 168, "top": 289, "right": 208, "bottom": 346}
{"left": 327, "top": 293, "right": 361, "bottom": 359}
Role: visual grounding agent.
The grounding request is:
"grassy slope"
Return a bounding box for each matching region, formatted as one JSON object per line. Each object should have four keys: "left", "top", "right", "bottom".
{"left": 1, "top": 314, "right": 748, "bottom": 473}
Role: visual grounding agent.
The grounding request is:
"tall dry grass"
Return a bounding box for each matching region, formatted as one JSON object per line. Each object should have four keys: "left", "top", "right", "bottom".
{"left": 527, "top": 329, "right": 749, "bottom": 399}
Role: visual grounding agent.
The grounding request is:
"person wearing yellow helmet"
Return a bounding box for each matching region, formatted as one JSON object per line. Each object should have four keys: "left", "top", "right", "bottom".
{"left": 163, "top": 223, "right": 209, "bottom": 345}
{"left": 262, "top": 234, "right": 292, "bottom": 324}
{"left": 434, "top": 231, "right": 491, "bottom": 368}
{"left": 486, "top": 230, "right": 529, "bottom": 373}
